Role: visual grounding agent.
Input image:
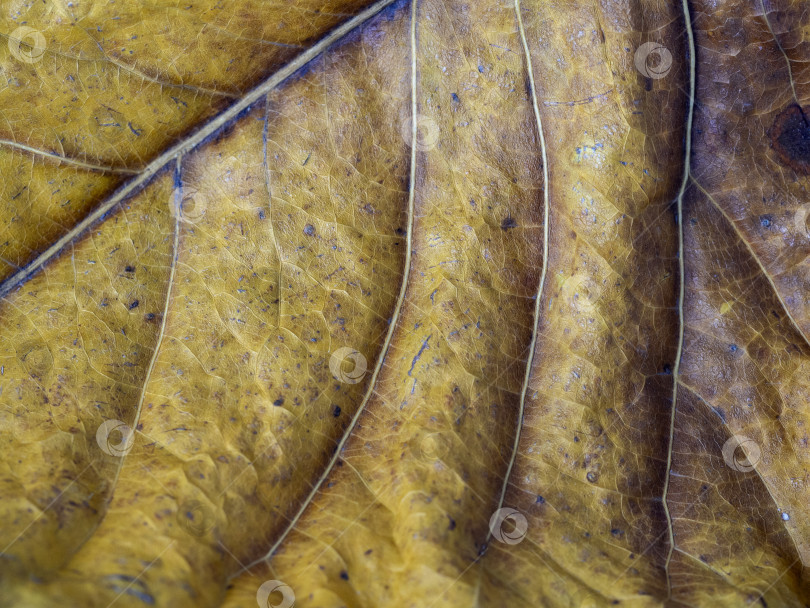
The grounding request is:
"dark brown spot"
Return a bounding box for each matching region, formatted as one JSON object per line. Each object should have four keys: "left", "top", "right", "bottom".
{"left": 501, "top": 216, "right": 518, "bottom": 230}
{"left": 769, "top": 104, "right": 810, "bottom": 174}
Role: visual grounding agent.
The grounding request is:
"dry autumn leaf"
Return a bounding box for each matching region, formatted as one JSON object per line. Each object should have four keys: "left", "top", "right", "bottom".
{"left": 1, "top": 0, "right": 810, "bottom": 606}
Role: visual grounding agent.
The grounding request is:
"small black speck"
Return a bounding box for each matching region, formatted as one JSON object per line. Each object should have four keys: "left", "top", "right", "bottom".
{"left": 129, "top": 300, "right": 139, "bottom": 310}
{"left": 730, "top": 344, "right": 738, "bottom": 352}
{"left": 663, "top": 364, "right": 672, "bottom": 375}
{"left": 536, "top": 495, "right": 545, "bottom": 504}
{"left": 586, "top": 471, "right": 598, "bottom": 483}
{"left": 611, "top": 528, "right": 624, "bottom": 537}
{"left": 395, "top": 227, "right": 406, "bottom": 236}
{"left": 124, "top": 265, "right": 135, "bottom": 272}
{"left": 447, "top": 516, "right": 456, "bottom": 530}
{"left": 339, "top": 571, "right": 349, "bottom": 581}
{"left": 333, "top": 406, "right": 341, "bottom": 417}
{"left": 760, "top": 216, "right": 772, "bottom": 228}
{"left": 451, "top": 92, "right": 460, "bottom": 102}
{"left": 258, "top": 209, "right": 266, "bottom": 220}
{"left": 303, "top": 224, "right": 315, "bottom": 236}
{"left": 273, "top": 398, "right": 284, "bottom": 406}
{"left": 144, "top": 313, "right": 156, "bottom": 321}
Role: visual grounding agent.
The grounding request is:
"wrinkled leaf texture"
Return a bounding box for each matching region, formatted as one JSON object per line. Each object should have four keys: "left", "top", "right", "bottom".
{"left": 1, "top": 0, "right": 810, "bottom": 606}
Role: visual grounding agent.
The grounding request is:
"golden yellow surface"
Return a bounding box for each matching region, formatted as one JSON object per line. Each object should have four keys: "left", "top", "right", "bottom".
{"left": 2, "top": 0, "right": 810, "bottom": 607}
{"left": 0, "top": 0, "right": 379, "bottom": 282}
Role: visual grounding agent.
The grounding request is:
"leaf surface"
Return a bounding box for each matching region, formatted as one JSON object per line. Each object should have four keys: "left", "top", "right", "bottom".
{"left": 2, "top": 0, "right": 810, "bottom": 607}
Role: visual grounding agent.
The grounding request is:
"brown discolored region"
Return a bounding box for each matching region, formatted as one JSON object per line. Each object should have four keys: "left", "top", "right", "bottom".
{"left": 769, "top": 104, "right": 810, "bottom": 174}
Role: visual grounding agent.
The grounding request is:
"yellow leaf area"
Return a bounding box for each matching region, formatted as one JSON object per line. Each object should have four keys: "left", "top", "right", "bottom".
{"left": 2, "top": 0, "right": 810, "bottom": 607}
